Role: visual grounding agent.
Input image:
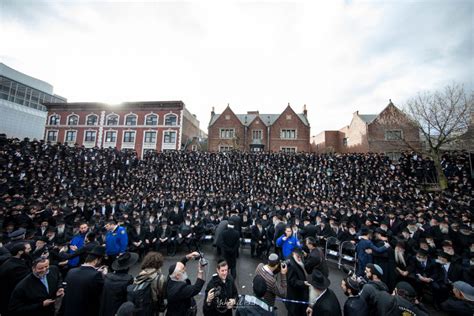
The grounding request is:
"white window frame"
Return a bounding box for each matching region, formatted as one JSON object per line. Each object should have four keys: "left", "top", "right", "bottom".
{"left": 106, "top": 113, "right": 119, "bottom": 126}
{"left": 385, "top": 130, "right": 403, "bottom": 141}
{"left": 191, "top": 145, "right": 197, "bottom": 151}
{"left": 219, "top": 145, "right": 233, "bottom": 152}
{"left": 46, "top": 129, "right": 59, "bottom": 142}
{"left": 86, "top": 113, "right": 99, "bottom": 126}
{"left": 104, "top": 130, "right": 118, "bottom": 146}
{"left": 122, "top": 130, "right": 136, "bottom": 144}
{"left": 280, "top": 146, "right": 297, "bottom": 153}
{"left": 143, "top": 130, "right": 157, "bottom": 144}
{"left": 145, "top": 113, "right": 159, "bottom": 126}
{"left": 219, "top": 128, "right": 235, "bottom": 139}
{"left": 64, "top": 130, "right": 77, "bottom": 143}
{"left": 66, "top": 113, "right": 79, "bottom": 126}
{"left": 48, "top": 114, "right": 60, "bottom": 126}
{"left": 280, "top": 129, "right": 297, "bottom": 139}
{"left": 164, "top": 113, "right": 178, "bottom": 126}
{"left": 125, "top": 113, "right": 138, "bottom": 126}
{"left": 84, "top": 130, "right": 97, "bottom": 143}
{"left": 252, "top": 129, "right": 263, "bottom": 140}
{"left": 163, "top": 130, "right": 177, "bottom": 144}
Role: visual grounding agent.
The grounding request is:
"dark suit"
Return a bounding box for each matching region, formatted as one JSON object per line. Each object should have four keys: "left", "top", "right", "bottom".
{"left": 8, "top": 266, "right": 62, "bottom": 316}
{"left": 310, "top": 288, "right": 342, "bottom": 316}
{"left": 62, "top": 265, "right": 104, "bottom": 316}
{"left": 286, "top": 256, "right": 308, "bottom": 316}
{"left": 0, "top": 257, "right": 31, "bottom": 316}
{"left": 305, "top": 247, "right": 329, "bottom": 277}
{"left": 251, "top": 225, "right": 269, "bottom": 257}
{"left": 219, "top": 227, "right": 240, "bottom": 280}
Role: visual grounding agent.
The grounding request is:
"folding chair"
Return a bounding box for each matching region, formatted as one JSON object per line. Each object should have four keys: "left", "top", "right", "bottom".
{"left": 324, "top": 237, "right": 340, "bottom": 265}
{"left": 338, "top": 240, "right": 357, "bottom": 271}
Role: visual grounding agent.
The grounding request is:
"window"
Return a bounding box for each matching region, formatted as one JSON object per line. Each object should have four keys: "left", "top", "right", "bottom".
{"left": 65, "top": 131, "right": 76, "bottom": 142}
{"left": 84, "top": 131, "right": 96, "bottom": 142}
{"left": 164, "top": 131, "right": 176, "bottom": 143}
{"left": 105, "top": 131, "right": 117, "bottom": 143}
{"left": 123, "top": 131, "right": 136, "bottom": 143}
{"left": 47, "top": 130, "right": 58, "bottom": 142}
{"left": 281, "top": 129, "right": 296, "bottom": 139}
{"left": 225, "top": 115, "right": 230, "bottom": 120}
{"left": 165, "top": 114, "right": 177, "bottom": 126}
{"left": 125, "top": 114, "right": 137, "bottom": 126}
{"left": 106, "top": 114, "right": 119, "bottom": 126}
{"left": 86, "top": 114, "right": 98, "bottom": 126}
{"left": 220, "top": 128, "right": 235, "bottom": 139}
{"left": 286, "top": 115, "right": 292, "bottom": 120}
{"left": 68, "top": 115, "right": 79, "bottom": 126}
{"left": 252, "top": 130, "right": 262, "bottom": 140}
{"left": 385, "top": 130, "right": 403, "bottom": 141}
{"left": 191, "top": 145, "right": 197, "bottom": 151}
{"left": 145, "top": 114, "right": 158, "bottom": 126}
{"left": 144, "top": 131, "right": 157, "bottom": 143}
{"left": 219, "top": 146, "right": 232, "bottom": 152}
{"left": 49, "top": 115, "right": 60, "bottom": 125}
{"left": 343, "top": 138, "right": 348, "bottom": 147}
{"left": 281, "top": 147, "right": 296, "bottom": 153}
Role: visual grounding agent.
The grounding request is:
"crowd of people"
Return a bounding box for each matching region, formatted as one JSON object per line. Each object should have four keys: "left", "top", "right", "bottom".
{"left": 0, "top": 136, "right": 473, "bottom": 316}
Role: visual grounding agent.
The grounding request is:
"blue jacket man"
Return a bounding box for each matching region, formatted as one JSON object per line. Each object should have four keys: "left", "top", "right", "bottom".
{"left": 355, "top": 228, "right": 388, "bottom": 276}
{"left": 105, "top": 221, "right": 128, "bottom": 256}
{"left": 276, "top": 226, "right": 301, "bottom": 259}
{"left": 68, "top": 223, "right": 89, "bottom": 267}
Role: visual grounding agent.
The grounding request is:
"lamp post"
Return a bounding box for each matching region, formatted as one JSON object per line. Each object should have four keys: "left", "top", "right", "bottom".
{"left": 326, "top": 167, "right": 333, "bottom": 196}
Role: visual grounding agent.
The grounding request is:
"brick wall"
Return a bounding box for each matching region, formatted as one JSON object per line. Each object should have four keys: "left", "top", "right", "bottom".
{"left": 208, "top": 106, "right": 245, "bottom": 152}
{"left": 269, "top": 106, "right": 310, "bottom": 152}
{"left": 344, "top": 113, "right": 370, "bottom": 153}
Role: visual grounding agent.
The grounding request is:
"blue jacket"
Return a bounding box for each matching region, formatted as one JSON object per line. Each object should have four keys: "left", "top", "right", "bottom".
{"left": 355, "top": 238, "right": 387, "bottom": 276}
{"left": 276, "top": 234, "right": 301, "bottom": 259}
{"left": 105, "top": 226, "right": 128, "bottom": 256}
{"left": 68, "top": 233, "right": 86, "bottom": 267}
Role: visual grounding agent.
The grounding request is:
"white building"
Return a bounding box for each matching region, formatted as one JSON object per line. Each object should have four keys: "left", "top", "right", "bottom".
{"left": 0, "top": 63, "right": 66, "bottom": 139}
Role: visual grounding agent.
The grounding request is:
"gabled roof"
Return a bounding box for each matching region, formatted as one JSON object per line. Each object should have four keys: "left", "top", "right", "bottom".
{"left": 358, "top": 114, "right": 377, "bottom": 124}
{"left": 209, "top": 113, "right": 309, "bottom": 127}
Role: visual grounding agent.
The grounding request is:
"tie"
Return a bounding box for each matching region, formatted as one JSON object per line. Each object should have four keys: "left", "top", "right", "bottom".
{"left": 40, "top": 276, "right": 49, "bottom": 293}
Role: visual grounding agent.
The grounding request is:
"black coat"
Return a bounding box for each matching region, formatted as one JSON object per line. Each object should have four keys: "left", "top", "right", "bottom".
{"left": 344, "top": 295, "right": 368, "bottom": 316}
{"left": 8, "top": 265, "right": 62, "bottom": 316}
{"left": 166, "top": 277, "right": 205, "bottom": 316}
{"left": 305, "top": 247, "right": 329, "bottom": 277}
{"left": 286, "top": 257, "right": 309, "bottom": 316}
{"left": 99, "top": 272, "right": 133, "bottom": 316}
{"left": 62, "top": 265, "right": 104, "bottom": 316}
{"left": 311, "top": 288, "right": 342, "bottom": 316}
{"left": 0, "top": 257, "right": 31, "bottom": 316}
{"left": 203, "top": 274, "right": 239, "bottom": 316}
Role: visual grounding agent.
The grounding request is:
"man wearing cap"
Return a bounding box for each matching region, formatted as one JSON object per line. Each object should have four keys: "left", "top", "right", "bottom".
{"left": 166, "top": 251, "right": 206, "bottom": 316}
{"left": 105, "top": 220, "right": 128, "bottom": 268}
{"left": 100, "top": 252, "right": 138, "bottom": 316}
{"left": 254, "top": 253, "right": 288, "bottom": 308}
{"left": 236, "top": 275, "right": 276, "bottom": 316}
{"left": 341, "top": 275, "right": 368, "bottom": 316}
{"left": 4, "top": 228, "right": 27, "bottom": 252}
{"left": 441, "top": 281, "right": 474, "bottom": 316}
{"left": 306, "top": 270, "right": 341, "bottom": 316}
{"left": 62, "top": 245, "right": 107, "bottom": 316}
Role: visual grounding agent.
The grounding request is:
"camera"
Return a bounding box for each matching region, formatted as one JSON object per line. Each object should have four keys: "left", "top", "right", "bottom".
{"left": 341, "top": 265, "right": 366, "bottom": 288}
{"left": 197, "top": 252, "right": 208, "bottom": 266}
{"left": 280, "top": 259, "right": 290, "bottom": 269}
{"left": 214, "top": 286, "right": 222, "bottom": 297}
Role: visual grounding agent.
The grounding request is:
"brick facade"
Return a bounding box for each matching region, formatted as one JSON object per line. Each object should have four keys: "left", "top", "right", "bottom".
{"left": 208, "top": 104, "right": 311, "bottom": 152}
{"left": 312, "top": 101, "right": 422, "bottom": 156}
{"left": 44, "top": 101, "right": 201, "bottom": 158}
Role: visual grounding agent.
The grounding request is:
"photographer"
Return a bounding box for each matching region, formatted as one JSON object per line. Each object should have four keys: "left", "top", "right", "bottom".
{"left": 340, "top": 275, "right": 368, "bottom": 316}
{"left": 203, "top": 259, "right": 238, "bottom": 316}
{"left": 166, "top": 251, "right": 206, "bottom": 316}
{"left": 255, "top": 253, "right": 287, "bottom": 308}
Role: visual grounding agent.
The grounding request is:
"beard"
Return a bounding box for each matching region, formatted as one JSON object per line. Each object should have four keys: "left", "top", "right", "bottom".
{"left": 308, "top": 286, "right": 320, "bottom": 305}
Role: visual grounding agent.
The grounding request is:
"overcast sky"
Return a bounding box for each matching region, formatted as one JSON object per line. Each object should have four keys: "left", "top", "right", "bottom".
{"left": 1, "top": 0, "right": 472, "bottom": 135}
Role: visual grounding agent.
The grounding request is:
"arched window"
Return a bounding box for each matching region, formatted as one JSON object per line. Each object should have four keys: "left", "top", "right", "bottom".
{"left": 86, "top": 114, "right": 98, "bottom": 126}
{"left": 67, "top": 114, "right": 79, "bottom": 125}
{"left": 164, "top": 114, "right": 177, "bottom": 126}
{"left": 125, "top": 114, "right": 137, "bottom": 126}
{"left": 145, "top": 114, "right": 158, "bottom": 126}
{"left": 106, "top": 114, "right": 119, "bottom": 126}
{"left": 49, "top": 114, "right": 60, "bottom": 125}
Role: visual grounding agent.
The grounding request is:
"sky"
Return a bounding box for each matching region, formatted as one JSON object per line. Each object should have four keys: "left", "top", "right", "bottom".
{"left": 1, "top": 0, "right": 473, "bottom": 135}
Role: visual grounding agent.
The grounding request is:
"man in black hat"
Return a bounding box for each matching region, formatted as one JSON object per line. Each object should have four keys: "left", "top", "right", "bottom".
{"left": 286, "top": 247, "right": 308, "bottom": 316}
{"left": 218, "top": 220, "right": 240, "bottom": 280}
{"left": 305, "top": 270, "right": 341, "bottom": 316}
{"left": 100, "top": 252, "right": 138, "bottom": 316}
{"left": 407, "top": 248, "right": 436, "bottom": 296}
{"left": 62, "top": 245, "right": 107, "bottom": 316}
{"left": 304, "top": 237, "right": 329, "bottom": 277}
{"left": 341, "top": 274, "right": 368, "bottom": 316}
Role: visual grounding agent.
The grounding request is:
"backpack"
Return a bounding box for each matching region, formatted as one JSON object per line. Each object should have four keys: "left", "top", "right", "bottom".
{"left": 127, "top": 273, "right": 168, "bottom": 316}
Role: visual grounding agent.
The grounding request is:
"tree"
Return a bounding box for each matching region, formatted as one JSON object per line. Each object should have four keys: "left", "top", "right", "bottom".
{"left": 404, "top": 83, "right": 473, "bottom": 190}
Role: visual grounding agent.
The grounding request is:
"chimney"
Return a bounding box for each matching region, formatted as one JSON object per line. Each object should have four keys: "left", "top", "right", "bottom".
{"left": 247, "top": 111, "right": 259, "bottom": 115}
{"left": 211, "top": 106, "right": 215, "bottom": 116}
{"left": 303, "top": 104, "right": 307, "bottom": 116}
{"left": 353, "top": 110, "right": 359, "bottom": 116}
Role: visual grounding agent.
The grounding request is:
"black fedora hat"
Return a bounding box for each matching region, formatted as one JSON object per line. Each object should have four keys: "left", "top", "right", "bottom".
{"left": 308, "top": 270, "right": 330, "bottom": 289}
{"left": 88, "top": 245, "right": 106, "bottom": 258}
{"left": 112, "top": 252, "right": 139, "bottom": 271}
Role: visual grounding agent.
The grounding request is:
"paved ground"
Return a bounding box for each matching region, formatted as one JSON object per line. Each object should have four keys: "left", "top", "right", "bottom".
{"left": 130, "top": 242, "right": 445, "bottom": 315}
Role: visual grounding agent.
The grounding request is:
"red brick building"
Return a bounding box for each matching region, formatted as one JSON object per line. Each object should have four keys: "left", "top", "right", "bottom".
{"left": 44, "top": 101, "right": 201, "bottom": 157}
{"left": 208, "top": 104, "right": 311, "bottom": 152}
{"left": 312, "top": 101, "right": 421, "bottom": 159}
